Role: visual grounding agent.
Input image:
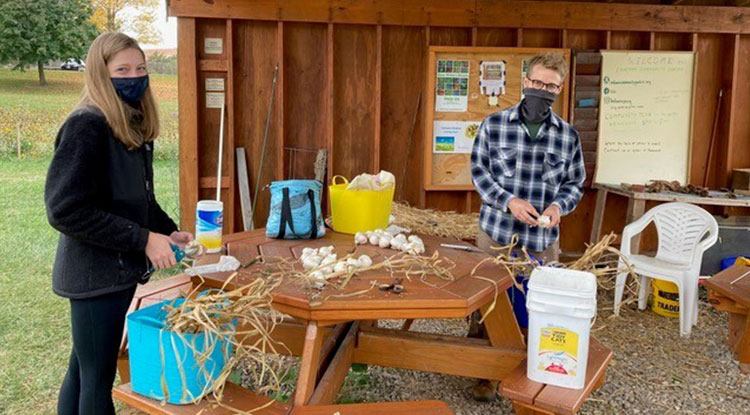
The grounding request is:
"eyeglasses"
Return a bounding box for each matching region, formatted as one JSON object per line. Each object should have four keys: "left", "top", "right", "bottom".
{"left": 526, "top": 77, "right": 562, "bottom": 94}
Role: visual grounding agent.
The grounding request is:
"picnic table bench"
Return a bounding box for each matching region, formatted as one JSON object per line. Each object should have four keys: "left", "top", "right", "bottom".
{"left": 704, "top": 263, "right": 750, "bottom": 373}
{"left": 500, "top": 337, "right": 613, "bottom": 415}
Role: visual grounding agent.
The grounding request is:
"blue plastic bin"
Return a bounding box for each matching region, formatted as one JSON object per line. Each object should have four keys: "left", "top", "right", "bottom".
{"left": 127, "top": 299, "right": 234, "bottom": 404}
{"left": 506, "top": 254, "right": 543, "bottom": 329}
{"left": 507, "top": 277, "right": 531, "bottom": 328}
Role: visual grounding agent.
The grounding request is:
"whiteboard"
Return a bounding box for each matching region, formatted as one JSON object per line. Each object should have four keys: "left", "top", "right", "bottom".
{"left": 595, "top": 51, "right": 694, "bottom": 185}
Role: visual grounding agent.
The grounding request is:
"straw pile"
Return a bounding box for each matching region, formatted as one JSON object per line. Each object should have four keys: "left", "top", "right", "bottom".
{"left": 471, "top": 233, "right": 639, "bottom": 308}
{"left": 160, "top": 272, "right": 287, "bottom": 413}
{"left": 390, "top": 202, "right": 479, "bottom": 241}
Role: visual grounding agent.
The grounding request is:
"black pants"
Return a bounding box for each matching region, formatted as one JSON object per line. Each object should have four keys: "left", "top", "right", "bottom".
{"left": 58, "top": 286, "right": 136, "bottom": 415}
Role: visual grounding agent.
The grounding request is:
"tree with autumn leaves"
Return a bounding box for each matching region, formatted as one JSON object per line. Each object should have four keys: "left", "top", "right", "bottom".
{"left": 0, "top": 0, "right": 98, "bottom": 85}
{"left": 90, "top": 0, "right": 162, "bottom": 46}
{"left": 0, "top": 0, "right": 161, "bottom": 86}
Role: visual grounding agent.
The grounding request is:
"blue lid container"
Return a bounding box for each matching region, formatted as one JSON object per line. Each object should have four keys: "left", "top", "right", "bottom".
{"left": 127, "top": 299, "right": 234, "bottom": 404}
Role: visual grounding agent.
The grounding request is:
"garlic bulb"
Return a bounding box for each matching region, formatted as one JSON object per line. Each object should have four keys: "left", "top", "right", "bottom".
{"left": 390, "top": 238, "right": 404, "bottom": 250}
{"left": 334, "top": 261, "right": 348, "bottom": 273}
{"left": 358, "top": 255, "right": 373, "bottom": 267}
{"left": 321, "top": 254, "right": 337, "bottom": 266}
{"left": 302, "top": 247, "right": 315, "bottom": 257}
{"left": 368, "top": 235, "right": 380, "bottom": 246}
{"left": 321, "top": 266, "right": 334, "bottom": 275}
{"left": 319, "top": 246, "right": 334, "bottom": 256}
{"left": 346, "top": 257, "right": 361, "bottom": 267}
{"left": 354, "top": 232, "right": 368, "bottom": 245}
{"left": 302, "top": 256, "right": 320, "bottom": 270}
{"left": 393, "top": 234, "right": 407, "bottom": 244}
{"left": 402, "top": 242, "right": 424, "bottom": 255}
{"left": 310, "top": 271, "right": 325, "bottom": 281}
{"left": 408, "top": 235, "right": 422, "bottom": 244}
{"left": 378, "top": 238, "right": 391, "bottom": 249}
{"left": 537, "top": 215, "right": 551, "bottom": 228}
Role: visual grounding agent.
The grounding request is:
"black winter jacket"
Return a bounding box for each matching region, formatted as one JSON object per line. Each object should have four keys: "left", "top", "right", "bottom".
{"left": 45, "top": 107, "right": 178, "bottom": 299}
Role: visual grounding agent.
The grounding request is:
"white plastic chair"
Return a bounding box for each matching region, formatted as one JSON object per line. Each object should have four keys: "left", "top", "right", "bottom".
{"left": 613, "top": 202, "right": 718, "bottom": 337}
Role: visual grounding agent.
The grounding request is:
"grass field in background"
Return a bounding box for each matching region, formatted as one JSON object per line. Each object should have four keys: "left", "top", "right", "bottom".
{"left": 0, "top": 68, "right": 179, "bottom": 160}
{"left": 0, "top": 68, "right": 180, "bottom": 414}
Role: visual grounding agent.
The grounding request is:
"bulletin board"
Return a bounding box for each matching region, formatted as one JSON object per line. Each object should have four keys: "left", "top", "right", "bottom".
{"left": 595, "top": 51, "right": 695, "bottom": 185}
{"left": 424, "top": 46, "right": 571, "bottom": 191}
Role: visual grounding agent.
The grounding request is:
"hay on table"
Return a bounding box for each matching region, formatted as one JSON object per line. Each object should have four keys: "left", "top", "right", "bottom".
{"left": 390, "top": 201, "right": 478, "bottom": 241}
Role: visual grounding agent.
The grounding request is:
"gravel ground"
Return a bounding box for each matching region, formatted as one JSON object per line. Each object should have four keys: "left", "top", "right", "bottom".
{"left": 122, "top": 287, "right": 750, "bottom": 415}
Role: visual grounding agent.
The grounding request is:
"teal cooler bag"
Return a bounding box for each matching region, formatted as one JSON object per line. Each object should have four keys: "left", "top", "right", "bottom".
{"left": 266, "top": 180, "right": 325, "bottom": 239}
{"left": 127, "top": 299, "right": 234, "bottom": 404}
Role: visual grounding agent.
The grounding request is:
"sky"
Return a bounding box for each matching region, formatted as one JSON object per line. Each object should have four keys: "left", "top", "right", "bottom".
{"left": 154, "top": 0, "right": 177, "bottom": 49}
{"left": 127, "top": 0, "right": 177, "bottom": 49}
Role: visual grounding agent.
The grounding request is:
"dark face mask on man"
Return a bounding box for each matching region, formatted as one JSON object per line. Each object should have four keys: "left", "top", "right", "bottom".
{"left": 521, "top": 88, "right": 557, "bottom": 123}
{"left": 111, "top": 75, "right": 149, "bottom": 106}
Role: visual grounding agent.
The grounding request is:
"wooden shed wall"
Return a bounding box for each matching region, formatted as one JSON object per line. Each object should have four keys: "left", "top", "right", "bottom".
{"left": 170, "top": 0, "right": 750, "bottom": 253}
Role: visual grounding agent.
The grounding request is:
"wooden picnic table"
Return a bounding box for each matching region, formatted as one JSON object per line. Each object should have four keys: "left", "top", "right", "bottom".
{"left": 704, "top": 263, "right": 750, "bottom": 373}
{"left": 192, "top": 228, "right": 527, "bottom": 410}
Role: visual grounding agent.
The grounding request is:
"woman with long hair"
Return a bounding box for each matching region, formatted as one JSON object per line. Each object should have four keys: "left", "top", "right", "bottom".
{"left": 45, "top": 32, "right": 192, "bottom": 414}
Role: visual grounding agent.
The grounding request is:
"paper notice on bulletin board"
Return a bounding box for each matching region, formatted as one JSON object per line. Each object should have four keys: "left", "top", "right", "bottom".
{"left": 595, "top": 51, "right": 694, "bottom": 185}
{"left": 435, "top": 60, "right": 470, "bottom": 112}
{"left": 433, "top": 121, "right": 481, "bottom": 153}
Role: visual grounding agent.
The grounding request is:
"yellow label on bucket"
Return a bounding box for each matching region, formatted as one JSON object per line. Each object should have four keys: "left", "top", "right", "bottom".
{"left": 537, "top": 327, "right": 579, "bottom": 376}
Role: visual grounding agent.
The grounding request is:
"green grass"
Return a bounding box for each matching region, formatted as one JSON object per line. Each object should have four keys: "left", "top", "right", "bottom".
{"left": 0, "top": 68, "right": 179, "bottom": 160}
{"left": 0, "top": 158, "right": 179, "bottom": 414}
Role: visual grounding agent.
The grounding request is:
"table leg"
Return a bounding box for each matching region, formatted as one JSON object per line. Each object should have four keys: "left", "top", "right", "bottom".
{"left": 294, "top": 321, "right": 325, "bottom": 407}
{"left": 626, "top": 198, "right": 646, "bottom": 254}
{"left": 308, "top": 322, "right": 359, "bottom": 405}
{"left": 401, "top": 319, "right": 415, "bottom": 331}
{"left": 739, "top": 314, "right": 750, "bottom": 374}
{"left": 590, "top": 189, "right": 608, "bottom": 245}
{"left": 481, "top": 292, "right": 526, "bottom": 350}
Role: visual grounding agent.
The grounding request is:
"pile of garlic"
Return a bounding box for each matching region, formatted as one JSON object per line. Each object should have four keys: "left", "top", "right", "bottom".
{"left": 300, "top": 246, "right": 373, "bottom": 284}
{"left": 353, "top": 229, "right": 425, "bottom": 255}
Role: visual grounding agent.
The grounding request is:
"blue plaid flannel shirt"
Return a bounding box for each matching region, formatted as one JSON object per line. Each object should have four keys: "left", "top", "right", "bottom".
{"left": 471, "top": 104, "right": 586, "bottom": 252}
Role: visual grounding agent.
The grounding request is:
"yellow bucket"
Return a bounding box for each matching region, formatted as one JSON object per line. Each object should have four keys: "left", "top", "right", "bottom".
{"left": 651, "top": 280, "right": 680, "bottom": 318}
{"left": 328, "top": 175, "right": 395, "bottom": 234}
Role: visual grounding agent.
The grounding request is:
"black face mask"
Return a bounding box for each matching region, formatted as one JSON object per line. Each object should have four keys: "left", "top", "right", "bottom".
{"left": 111, "top": 75, "right": 149, "bottom": 106}
{"left": 521, "top": 88, "right": 557, "bottom": 123}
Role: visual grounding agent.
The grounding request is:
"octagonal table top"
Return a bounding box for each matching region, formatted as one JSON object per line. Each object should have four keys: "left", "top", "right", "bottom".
{"left": 194, "top": 229, "right": 512, "bottom": 322}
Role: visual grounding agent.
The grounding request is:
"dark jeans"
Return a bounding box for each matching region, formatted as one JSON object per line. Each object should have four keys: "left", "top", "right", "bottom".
{"left": 58, "top": 286, "right": 136, "bottom": 415}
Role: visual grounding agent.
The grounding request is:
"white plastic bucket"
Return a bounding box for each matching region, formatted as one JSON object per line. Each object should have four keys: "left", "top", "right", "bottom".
{"left": 526, "top": 266, "right": 597, "bottom": 390}
{"left": 196, "top": 200, "right": 223, "bottom": 253}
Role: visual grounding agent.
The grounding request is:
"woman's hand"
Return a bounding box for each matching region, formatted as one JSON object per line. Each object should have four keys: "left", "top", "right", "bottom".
{"left": 146, "top": 232, "right": 176, "bottom": 270}
{"left": 169, "top": 231, "right": 194, "bottom": 248}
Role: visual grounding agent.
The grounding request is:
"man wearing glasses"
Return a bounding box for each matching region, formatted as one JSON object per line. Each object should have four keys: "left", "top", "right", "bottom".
{"left": 468, "top": 53, "right": 586, "bottom": 400}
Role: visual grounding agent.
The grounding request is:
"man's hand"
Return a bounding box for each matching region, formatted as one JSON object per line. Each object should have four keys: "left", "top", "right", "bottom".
{"left": 508, "top": 197, "right": 539, "bottom": 226}
{"left": 541, "top": 204, "right": 561, "bottom": 228}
